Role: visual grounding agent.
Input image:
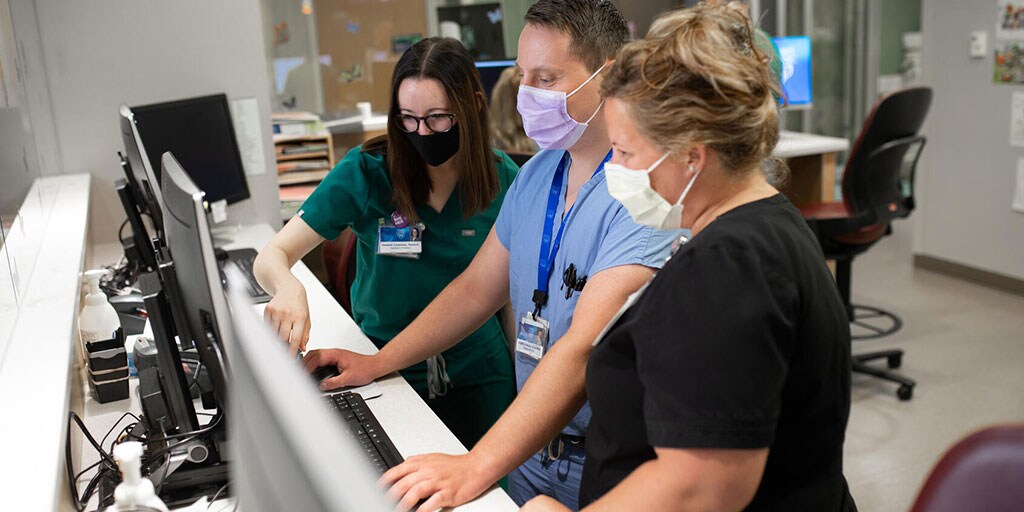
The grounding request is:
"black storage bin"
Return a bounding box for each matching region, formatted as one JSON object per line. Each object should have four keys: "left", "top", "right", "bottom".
{"left": 86, "top": 328, "right": 130, "bottom": 403}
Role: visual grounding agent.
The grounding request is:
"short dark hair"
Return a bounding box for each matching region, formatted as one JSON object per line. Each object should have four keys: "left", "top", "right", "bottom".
{"left": 525, "top": 0, "right": 631, "bottom": 72}
{"left": 364, "top": 38, "right": 498, "bottom": 222}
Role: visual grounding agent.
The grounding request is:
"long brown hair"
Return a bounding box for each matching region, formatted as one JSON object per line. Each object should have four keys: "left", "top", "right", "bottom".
{"left": 364, "top": 37, "right": 499, "bottom": 221}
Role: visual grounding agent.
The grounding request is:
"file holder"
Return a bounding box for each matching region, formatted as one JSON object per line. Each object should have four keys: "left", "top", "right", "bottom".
{"left": 87, "top": 327, "right": 130, "bottom": 403}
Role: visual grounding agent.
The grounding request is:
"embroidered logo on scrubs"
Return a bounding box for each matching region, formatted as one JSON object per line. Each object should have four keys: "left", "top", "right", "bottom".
{"left": 461, "top": 229, "right": 476, "bottom": 237}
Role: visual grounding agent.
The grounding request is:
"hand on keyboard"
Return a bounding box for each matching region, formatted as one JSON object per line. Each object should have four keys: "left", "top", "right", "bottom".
{"left": 301, "top": 348, "right": 383, "bottom": 390}
{"left": 381, "top": 452, "right": 494, "bottom": 512}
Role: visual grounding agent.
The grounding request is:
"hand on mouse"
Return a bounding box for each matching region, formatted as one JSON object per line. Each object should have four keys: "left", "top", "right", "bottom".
{"left": 301, "top": 349, "right": 383, "bottom": 390}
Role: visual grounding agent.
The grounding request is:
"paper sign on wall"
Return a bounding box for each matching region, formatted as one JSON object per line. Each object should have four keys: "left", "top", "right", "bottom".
{"left": 1014, "top": 158, "right": 1024, "bottom": 213}
{"left": 1010, "top": 91, "right": 1024, "bottom": 147}
{"left": 230, "top": 97, "right": 267, "bottom": 176}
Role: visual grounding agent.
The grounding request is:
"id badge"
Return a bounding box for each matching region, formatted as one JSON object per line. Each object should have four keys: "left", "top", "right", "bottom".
{"left": 515, "top": 314, "right": 550, "bottom": 360}
{"left": 377, "top": 218, "right": 424, "bottom": 258}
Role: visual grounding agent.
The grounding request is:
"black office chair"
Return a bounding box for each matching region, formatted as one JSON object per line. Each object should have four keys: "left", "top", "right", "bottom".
{"left": 800, "top": 86, "right": 932, "bottom": 401}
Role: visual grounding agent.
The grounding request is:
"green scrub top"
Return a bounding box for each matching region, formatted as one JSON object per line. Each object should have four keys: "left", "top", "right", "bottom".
{"left": 297, "top": 145, "right": 519, "bottom": 440}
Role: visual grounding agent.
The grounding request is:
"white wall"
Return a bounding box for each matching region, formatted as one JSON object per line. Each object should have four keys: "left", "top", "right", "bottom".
{"left": 917, "top": 1, "right": 1024, "bottom": 280}
{"left": 34, "top": 0, "right": 280, "bottom": 243}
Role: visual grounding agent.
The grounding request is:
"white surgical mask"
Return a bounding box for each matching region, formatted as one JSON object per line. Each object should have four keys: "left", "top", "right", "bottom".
{"left": 605, "top": 153, "right": 701, "bottom": 230}
{"left": 516, "top": 62, "right": 607, "bottom": 150}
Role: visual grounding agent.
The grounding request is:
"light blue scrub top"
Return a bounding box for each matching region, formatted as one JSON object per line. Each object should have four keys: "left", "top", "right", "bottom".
{"left": 495, "top": 149, "right": 681, "bottom": 437}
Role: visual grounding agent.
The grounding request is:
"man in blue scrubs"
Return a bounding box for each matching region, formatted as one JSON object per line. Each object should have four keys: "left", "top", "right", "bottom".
{"left": 306, "top": 1, "right": 678, "bottom": 510}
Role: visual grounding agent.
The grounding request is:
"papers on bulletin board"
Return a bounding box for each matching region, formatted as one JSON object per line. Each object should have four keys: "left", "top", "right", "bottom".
{"left": 1010, "top": 92, "right": 1024, "bottom": 147}
{"left": 230, "top": 97, "right": 267, "bottom": 176}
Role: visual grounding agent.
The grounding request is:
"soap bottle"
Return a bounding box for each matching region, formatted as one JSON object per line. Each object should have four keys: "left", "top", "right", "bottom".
{"left": 79, "top": 269, "right": 121, "bottom": 344}
{"left": 109, "top": 441, "right": 169, "bottom": 512}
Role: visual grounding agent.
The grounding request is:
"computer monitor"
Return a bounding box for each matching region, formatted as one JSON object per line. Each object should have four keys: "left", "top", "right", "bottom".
{"left": 120, "top": 104, "right": 165, "bottom": 233}
{"left": 223, "top": 268, "right": 392, "bottom": 512}
{"left": 475, "top": 59, "right": 516, "bottom": 100}
{"left": 132, "top": 94, "right": 251, "bottom": 205}
{"left": 772, "top": 36, "right": 813, "bottom": 109}
{"left": 160, "top": 152, "right": 233, "bottom": 409}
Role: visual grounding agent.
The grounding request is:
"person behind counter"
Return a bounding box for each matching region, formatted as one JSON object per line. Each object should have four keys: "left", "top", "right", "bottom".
{"left": 490, "top": 66, "right": 538, "bottom": 155}
{"left": 523, "top": 1, "right": 857, "bottom": 511}
{"left": 252, "top": 37, "right": 519, "bottom": 449}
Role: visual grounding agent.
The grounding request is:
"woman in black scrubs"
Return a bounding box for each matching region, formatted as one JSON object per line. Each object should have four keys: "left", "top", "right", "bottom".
{"left": 522, "top": 2, "right": 857, "bottom": 511}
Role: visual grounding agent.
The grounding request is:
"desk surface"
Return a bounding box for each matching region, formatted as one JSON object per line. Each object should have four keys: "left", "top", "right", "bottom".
{"left": 78, "top": 224, "right": 516, "bottom": 511}
{"left": 324, "top": 114, "right": 388, "bottom": 133}
{"left": 774, "top": 130, "right": 850, "bottom": 159}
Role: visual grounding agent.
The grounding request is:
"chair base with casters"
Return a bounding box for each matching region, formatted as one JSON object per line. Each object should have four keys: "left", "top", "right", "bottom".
{"left": 853, "top": 351, "right": 914, "bottom": 401}
{"left": 823, "top": 249, "right": 916, "bottom": 401}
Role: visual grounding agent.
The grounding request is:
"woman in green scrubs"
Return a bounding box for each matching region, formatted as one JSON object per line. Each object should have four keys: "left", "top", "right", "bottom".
{"left": 253, "top": 38, "right": 518, "bottom": 448}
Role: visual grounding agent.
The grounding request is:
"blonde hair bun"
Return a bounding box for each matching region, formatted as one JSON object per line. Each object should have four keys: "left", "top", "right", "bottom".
{"left": 602, "top": 0, "right": 782, "bottom": 175}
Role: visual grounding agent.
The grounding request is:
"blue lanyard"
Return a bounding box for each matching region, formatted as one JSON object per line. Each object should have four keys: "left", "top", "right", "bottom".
{"left": 532, "top": 150, "right": 612, "bottom": 317}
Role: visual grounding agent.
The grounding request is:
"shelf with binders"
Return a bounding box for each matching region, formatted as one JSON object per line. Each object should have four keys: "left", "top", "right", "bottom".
{"left": 274, "top": 131, "right": 336, "bottom": 222}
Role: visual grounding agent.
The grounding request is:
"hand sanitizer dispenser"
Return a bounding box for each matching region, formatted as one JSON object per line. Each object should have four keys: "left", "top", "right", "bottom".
{"left": 79, "top": 269, "right": 121, "bottom": 344}
{"left": 108, "top": 441, "right": 169, "bottom": 512}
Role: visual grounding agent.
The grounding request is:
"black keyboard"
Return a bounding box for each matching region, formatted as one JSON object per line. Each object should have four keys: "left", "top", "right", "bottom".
{"left": 221, "top": 248, "right": 271, "bottom": 303}
{"left": 323, "top": 392, "right": 404, "bottom": 474}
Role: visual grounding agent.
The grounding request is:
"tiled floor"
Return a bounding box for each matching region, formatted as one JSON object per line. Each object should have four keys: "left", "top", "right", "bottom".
{"left": 841, "top": 219, "right": 1024, "bottom": 511}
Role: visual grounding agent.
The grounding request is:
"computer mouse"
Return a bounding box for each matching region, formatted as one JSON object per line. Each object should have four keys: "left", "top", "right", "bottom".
{"left": 312, "top": 365, "right": 341, "bottom": 384}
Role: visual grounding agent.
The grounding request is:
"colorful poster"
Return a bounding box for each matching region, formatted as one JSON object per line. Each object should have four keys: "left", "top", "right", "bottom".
{"left": 997, "top": 1, "right": 1024, "bottom": 40}
{"left": 994, "top": 41, "right": 1024, "bottom": 84}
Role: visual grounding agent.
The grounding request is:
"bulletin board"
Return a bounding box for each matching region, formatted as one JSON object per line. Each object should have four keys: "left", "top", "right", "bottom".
{"left": 315, "top": 0, "right": 428, "bottom": 114}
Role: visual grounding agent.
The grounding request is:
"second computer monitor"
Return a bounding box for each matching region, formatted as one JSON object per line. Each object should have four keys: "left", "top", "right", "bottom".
{"left": 132, "top": 94, "right": 250, "bottom": 205}
{"left": 772, "top": 35, "right": 813, "bottom": 109}
{"left": 475, "top": 59, "right": 516, "bottom": 100}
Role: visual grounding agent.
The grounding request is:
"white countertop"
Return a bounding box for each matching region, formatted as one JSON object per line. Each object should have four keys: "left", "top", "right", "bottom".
{"left": 0, "top": 174, "right": 92, "bottom": 512}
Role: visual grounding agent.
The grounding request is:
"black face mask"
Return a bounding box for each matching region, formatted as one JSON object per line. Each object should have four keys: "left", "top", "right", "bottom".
{"left": 405, "top": 126, "right": 460, "bottom": 167}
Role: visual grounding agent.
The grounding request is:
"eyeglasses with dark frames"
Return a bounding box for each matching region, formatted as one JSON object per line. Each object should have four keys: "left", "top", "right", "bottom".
{"left": 397, "top": 113, "right": 457, "bottom": 133}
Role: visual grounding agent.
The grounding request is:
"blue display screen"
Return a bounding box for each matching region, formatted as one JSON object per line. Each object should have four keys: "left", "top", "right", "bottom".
{"left": 476, "top": 60, "right": 517, "bottom": 99}
{"left": 772, "top": 36, "right": 812, "bottom": 107}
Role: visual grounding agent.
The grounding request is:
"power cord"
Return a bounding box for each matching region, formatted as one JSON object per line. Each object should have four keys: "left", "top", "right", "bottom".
{"left": 66, "top": 411, "right": 120, "bottom": 512}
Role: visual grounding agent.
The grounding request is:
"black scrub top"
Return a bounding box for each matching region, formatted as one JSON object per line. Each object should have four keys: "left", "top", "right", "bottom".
{"left": 580, "top": 194, "right": 857, "bottom": 511}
